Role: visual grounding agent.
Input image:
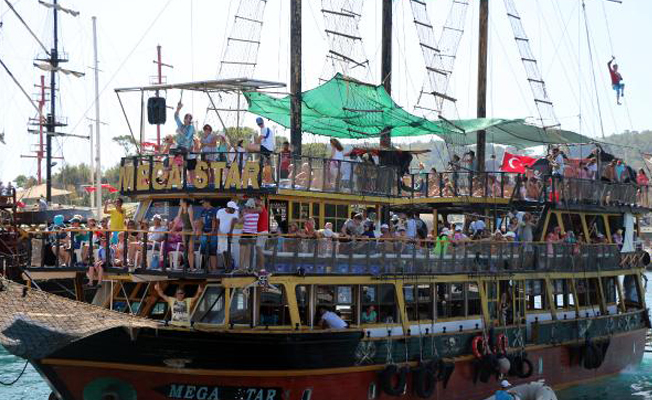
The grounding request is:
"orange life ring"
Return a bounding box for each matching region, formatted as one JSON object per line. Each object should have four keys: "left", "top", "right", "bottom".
{"left": 472, "top": 335, "right": 489, "bottom": 359}
{"left": 495, "top": 333, "right": 509, "bottom": 354}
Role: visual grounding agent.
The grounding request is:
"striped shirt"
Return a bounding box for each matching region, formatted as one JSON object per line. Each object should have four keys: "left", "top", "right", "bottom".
{"left": 243, "top": 212, "right": 260, "bottom": 234}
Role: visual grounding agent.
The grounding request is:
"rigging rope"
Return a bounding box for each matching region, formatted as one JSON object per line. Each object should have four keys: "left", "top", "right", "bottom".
{"left": 581, "top": 1, "right": 606, "bottom": 139}
{"left": 0, "top": 359, "right": 28, "bottom": 386}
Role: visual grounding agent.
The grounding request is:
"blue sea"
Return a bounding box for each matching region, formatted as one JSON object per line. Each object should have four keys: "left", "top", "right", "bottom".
{"left": 1, "top": 276, "right": 651, "bottom": 399}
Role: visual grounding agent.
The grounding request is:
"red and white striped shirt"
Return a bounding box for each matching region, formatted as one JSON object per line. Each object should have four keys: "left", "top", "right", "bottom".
{"left": 243, "top": 212, "right": 260, "bottom": 234}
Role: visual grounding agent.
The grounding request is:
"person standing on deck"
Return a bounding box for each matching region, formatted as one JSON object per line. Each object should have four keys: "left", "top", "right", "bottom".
{"left": 154, "top": 283, "right": 203, "bottom": 326}
{"left": 216, "top": 201, "right": 239, "bottom": 270}
{"left": 255, "top": 197, "right": 269, "bottom": 271}
{"left": 198, "top": 199, "right": 218, "bottom": 272}
{"left": 104, "top": 198, "right": 125, "bottom": 245}
{"left": 175, "top": 102, "right": 197, "bottom": 186}
{"left": 608, "top": 57, "right": 625, "bottom": 105}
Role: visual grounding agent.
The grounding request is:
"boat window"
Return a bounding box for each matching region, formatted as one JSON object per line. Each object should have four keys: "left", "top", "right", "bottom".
{"left": 296, "top": 285, "right": 311, "bottom": 326}
{"left": 324, "top": 203, "right": 350, "bottom": 232}
{"left": 526, "top": 280, "right": 547, "bottom": 311}
{"left": 553, "top": 279, "right": 574, "bottom": 309}
{"left": 586, "top": 215, "right": 607, "bottom": 243}
{"left": 467, "top": 283, "right": 481, "bottom": 317}
{"left": 316, "top": 285, "right": 356, "bottom": 325}
{"left": 576, "top": 278, "right": 600, "bottom": 307}
{"left": 229, "top": 288, "right": 253, "bottom": 325}
{"left": 361, "top": 284, "right": 397, "bottom": 324}
{"left": 622, "top": 274, "right": 641, "bottom": 307}
{"left": 259, "top": 286, "right": 291, "bottom": 326}
{"left": 404, "top": 284, "right": 433, "bottom": 321}
{"left": 486, "top": 282, "right": 499, "bottom": 322}
{"left": 602, "top": 277, "right": 619, "bottom": 305}
{"left": 192, "top": 286, "right": 226, "bottom": 325}
{"left": 607, "top": 215, "right": 624, "bottom": 238}
{"left": 436, "top": 283, "right": 466, "bottom": 319}
{"left": 560, "top": 214, "right": 583, "bottom": 237}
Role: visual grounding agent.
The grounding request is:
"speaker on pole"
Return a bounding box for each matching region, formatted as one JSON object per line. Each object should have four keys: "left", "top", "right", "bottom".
{"left": 147, "top": 97, "right": 167, "bottom": 125}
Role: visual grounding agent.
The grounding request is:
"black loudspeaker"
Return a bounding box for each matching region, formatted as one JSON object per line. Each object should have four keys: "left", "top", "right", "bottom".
{"left": 147, "top": 97, "right": 167, "bottom": 125}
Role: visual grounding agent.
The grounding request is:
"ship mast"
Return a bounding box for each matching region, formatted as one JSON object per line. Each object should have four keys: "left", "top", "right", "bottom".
{"left": 289, "top": 0, "right": 302, "bottom": 155}
{"left": 380, "top": 0, "right": 393, "bottom": 147}
{"left": 476, "top": 0, "right": 489, "bottom": 172}
{"left": 45, "top": 0, "right": 60, "bottom": 202}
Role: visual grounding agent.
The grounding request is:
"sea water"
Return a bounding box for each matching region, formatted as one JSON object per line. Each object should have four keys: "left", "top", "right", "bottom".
{"left": 1, "top": 276, "right": 652, "bottom": 399}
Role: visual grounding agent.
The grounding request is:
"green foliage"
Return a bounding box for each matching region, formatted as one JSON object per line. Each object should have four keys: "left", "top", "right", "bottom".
{"left": 14, "top": 175, "right": 38, "bottom": 189}
{"left": 113, "top": 134, "right": 139, "bottom": 156}
{"left": 602, "top": 130, "right": 652, "bottom": 170}
{"left": 224, "top": 126, "right": 256, "bottom": 147}
{"left": 302, "top": 143, "right": 329, "bottom": 158}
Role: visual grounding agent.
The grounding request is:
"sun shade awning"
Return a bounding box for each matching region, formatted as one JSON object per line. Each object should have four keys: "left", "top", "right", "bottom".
{"left": 245, "top": 73, "right": 596, "bottom": 148}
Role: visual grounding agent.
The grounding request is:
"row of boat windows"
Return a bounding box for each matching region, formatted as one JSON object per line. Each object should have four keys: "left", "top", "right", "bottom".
{"left": 142, "top": 277, "right": 629, "bottom": 328}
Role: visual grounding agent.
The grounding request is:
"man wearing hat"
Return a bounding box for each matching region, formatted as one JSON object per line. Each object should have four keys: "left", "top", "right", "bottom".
{"left": 495, "top": 380, "right": 519, "bottom": 400}
{"left": 246, "top": 117, "right": 275, "bottom": 156}
{"left": 216, "top": 201, "right": 240, "bottom": 270}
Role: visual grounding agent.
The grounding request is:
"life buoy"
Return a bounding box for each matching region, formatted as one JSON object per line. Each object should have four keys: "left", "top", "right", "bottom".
{"left": 495, "top": 333, "right": 509, "bottom": 355}
{"left": 380, "top": 365, "right": 408, "bottom": 397}
{"left": 472, "top": 335, "right": 491, "bottom": 359}
{"left": 413, "top": 364, "right": 436, "bottom": 399}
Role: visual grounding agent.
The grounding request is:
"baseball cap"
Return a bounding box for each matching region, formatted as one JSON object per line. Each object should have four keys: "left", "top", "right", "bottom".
{"left": 226, "top": 201, "right": 239, "bottom": 210}
{"left": 504, "top": 231, "right": 516, "bottom": 238}
{"left": 381, "top": 224, "right": 389, "bottom": 230}
{"left": 53, "top": 215, "right": 64, "bottom": 226}
{"left": 152, "top": 214, "right": 162, "bottom": 220}
{"left": 245, "top": 198, "right": 256, "bottom": 208}
{"left": 500, "top": 380, "right": 511, "bottom": 388}
{"left": 69, "top": 217, "right": 81, "bottom": 224}
{"left": 256, "top": 117, "right": 264, "bottom": 124}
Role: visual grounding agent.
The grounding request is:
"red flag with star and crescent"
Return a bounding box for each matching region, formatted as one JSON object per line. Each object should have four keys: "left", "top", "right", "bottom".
{"left": 500, "top": 152, "right": 537, "bottom": 173}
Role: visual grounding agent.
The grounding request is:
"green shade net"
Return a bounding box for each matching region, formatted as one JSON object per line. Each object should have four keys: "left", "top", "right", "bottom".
{"left": 245, "top": 73, "right": 595, "bottom": 148}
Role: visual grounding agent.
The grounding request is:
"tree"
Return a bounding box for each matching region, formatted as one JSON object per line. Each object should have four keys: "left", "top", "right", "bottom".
{"left": 14, "top": 175, "right": 38, "bottom": 189}
{"left": 113, "top": 134, "right": 139, "bottom": 156}
{"left": 224, "top": 126, "right": 256, "bottom": 147}
{"left": 302, "top": 143, "right": 329, "bottom": 158}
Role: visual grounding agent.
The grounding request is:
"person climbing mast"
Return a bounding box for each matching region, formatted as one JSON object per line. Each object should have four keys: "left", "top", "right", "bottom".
{"left": 608, "top": 56, "right": 624, "bottom": 105}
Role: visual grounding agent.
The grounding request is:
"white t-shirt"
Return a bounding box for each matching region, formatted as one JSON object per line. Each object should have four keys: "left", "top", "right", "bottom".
{"left": 405, "top": 219, "right": 417, "bottom": 239}
{"left": 471, "top": 219, "right": 486, "bottom": 233}
{"left": 149, "top": 226, "right": 167, "bottom": 242}
{"left": 485, "top": 158, "right": 499, "bottom": 173}
{"left": 321, "top": 311, "right": 347, "bottom": 329}
{"left": 260, "top": 126, "right": 274, "bottom": 152}
{"left": 217, "top": 208, "right": 239, "bottom": 234}
{"left": 553, "top": 154, "right": 565, "bottom": 175}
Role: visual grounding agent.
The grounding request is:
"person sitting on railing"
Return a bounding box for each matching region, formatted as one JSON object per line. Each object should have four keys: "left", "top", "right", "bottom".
{"left": 246, "top": 117, "right": 275, "bottom": 164}
{"left": 300, "top": 217, "right": 318, "bottom": 239}
{"left": 317, "top": 222, "right": 337, "bottom": 255}
{"left": 426, "top": 167, "right": 440, "bottom": 197}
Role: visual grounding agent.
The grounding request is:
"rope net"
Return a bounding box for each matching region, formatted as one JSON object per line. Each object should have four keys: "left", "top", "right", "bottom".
{"left": 0, "top": 278, "right": 156, "bottom": 360}
{"left": 503, "top": 0, "right": 560, "bottom": 130}
{"left": 206, "top": 0, "right": 269, "bottom": 130}
{"left": 411, "top": 0, "right": 468, "bottom": 120}
{"left": 320, "top": 0, "right": 370, "bottom": 82}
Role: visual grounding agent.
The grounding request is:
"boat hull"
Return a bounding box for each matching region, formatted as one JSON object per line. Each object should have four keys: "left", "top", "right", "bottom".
{"left": 37, "top": 328, "right": 645, "bottom": 400}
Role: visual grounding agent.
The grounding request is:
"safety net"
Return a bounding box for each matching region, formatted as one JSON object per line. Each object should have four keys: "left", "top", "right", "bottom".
{"left": 245, "top": 73, "right": 596, "bottom": 148}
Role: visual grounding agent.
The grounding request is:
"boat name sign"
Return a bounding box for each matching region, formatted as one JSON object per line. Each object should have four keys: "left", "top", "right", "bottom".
{"left": 156, "top": 384, "right": 282, "bottom": 400}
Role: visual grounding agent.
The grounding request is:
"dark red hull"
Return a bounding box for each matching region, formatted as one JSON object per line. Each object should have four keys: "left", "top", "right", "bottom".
{"left": 38, "top": 329, "right": 645, "bottom": 400}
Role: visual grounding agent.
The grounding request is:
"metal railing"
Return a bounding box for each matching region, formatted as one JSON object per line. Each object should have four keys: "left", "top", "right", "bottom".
{"left": 398, "top": 171, "right": 521, "bottom": 199}
{"left": 25, "top": 228, "right": 641, "bottom": 276}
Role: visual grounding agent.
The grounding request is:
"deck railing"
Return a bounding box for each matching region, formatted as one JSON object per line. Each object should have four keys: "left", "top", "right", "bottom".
{"left": 26, "top": 228, "right": 642, "bottom": 276}
{"left": 118, "top": 153, "right": 651, "bottom": 208}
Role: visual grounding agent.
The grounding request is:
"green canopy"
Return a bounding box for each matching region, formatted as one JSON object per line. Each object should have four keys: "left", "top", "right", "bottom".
{"left": 245, "top": 73, "right": 595, "bottom": 148}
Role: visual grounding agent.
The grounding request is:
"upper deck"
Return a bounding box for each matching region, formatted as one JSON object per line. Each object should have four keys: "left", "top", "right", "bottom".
{"left": 118, "top": 152, "right": 652, "bottom": 211}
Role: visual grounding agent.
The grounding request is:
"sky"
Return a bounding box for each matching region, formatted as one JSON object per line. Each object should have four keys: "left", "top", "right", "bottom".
{"left": 0, "top": 0, "right": 650, "bottom": 185}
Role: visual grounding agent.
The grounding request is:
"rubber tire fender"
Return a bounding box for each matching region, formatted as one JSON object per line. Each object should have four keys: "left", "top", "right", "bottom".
{"left": 516, "top": 355, "right": 534, "bottom": 378}
{"left": 380, "top": 365, "right": 408, "bottom": 397}
{"left": 413, "top": 365, "right": 436, "bottom": 399}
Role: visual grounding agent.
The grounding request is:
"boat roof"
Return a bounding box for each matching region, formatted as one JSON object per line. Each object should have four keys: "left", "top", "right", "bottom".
{"left": 114, "top": 77, "right": 286, "bottom": 93}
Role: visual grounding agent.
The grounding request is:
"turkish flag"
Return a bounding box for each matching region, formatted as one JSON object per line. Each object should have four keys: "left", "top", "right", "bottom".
{"left": 500, "top": 152, "right": 537, "bottom": 173}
